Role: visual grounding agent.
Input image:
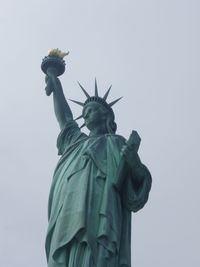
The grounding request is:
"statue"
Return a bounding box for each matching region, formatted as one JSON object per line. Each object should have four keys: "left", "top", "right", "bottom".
{"left": 41, "top": 49, "right": 152, "bottom": 267}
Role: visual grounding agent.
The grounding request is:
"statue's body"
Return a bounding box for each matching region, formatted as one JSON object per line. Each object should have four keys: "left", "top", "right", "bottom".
{"left": 43, "top": 62, "right": 152, "bottom": 267}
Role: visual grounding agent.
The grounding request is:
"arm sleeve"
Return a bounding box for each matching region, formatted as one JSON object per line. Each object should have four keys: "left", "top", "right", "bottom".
{"left": 122, "top": 163, "right": 152, "bottom": 212}
{"left": 56, "top": 120, "right": 87, "bottom": 155}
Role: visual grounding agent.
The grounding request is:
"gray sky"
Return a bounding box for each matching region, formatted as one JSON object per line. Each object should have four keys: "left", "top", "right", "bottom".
{"left": 0, "top": 0, "right": 200, "bottom": 266}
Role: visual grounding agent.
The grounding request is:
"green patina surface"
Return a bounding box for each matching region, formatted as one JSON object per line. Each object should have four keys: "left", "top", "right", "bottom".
{"left": 42, "top": 57, "right": 152, "bottom": 267}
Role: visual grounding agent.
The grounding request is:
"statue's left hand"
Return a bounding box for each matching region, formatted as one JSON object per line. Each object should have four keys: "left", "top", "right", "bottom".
{"left": 120, "top": 144, "right": 145, "bottom": 185}
{"left": 120, "top": 130, "right": 141, "bottom": 169}
{"left": 120, "top": 144, "right": 141, "bottom": 169}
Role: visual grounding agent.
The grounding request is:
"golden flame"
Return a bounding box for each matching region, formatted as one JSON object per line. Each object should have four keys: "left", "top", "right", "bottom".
{"left": 48, "top": 48, "right": 69, "bottom": 59}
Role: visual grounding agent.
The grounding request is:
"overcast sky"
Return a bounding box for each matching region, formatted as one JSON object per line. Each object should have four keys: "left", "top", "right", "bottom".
{"left": 0, "top": 0, "right": 200, "bottom": 266}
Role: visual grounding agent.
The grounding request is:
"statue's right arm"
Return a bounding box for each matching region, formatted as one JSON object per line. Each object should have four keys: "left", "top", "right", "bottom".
{"left": 45, "top": 68, "right": 73, "bottom": 130}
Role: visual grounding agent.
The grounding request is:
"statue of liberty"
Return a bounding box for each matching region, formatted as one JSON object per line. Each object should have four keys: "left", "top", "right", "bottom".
{"left": 41, "top": 49, "right": 152, "bottom": 267}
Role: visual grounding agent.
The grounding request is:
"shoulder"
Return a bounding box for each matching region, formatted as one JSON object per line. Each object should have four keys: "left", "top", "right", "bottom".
{"left": 106, "top": 133, "right": 126, "bottom": 141}
{"left": 57, "top": 120, "right": 87, "bottom": 155}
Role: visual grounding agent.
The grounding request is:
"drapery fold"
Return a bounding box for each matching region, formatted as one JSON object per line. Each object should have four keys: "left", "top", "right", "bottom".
{"left": 46, "top": 121, "right": 152, "bottom": 267}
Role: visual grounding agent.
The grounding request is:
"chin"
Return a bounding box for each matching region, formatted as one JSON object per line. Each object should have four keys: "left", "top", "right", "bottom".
{"left": 85, "top": 121, "right": 94, "bottom": 130}
{"left": 86, "top": 125, "right": 94, "bottom": 132}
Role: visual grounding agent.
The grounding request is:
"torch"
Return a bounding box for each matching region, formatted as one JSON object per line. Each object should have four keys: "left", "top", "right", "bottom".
{"left": 41, "top": 48, "right": 69, "bottom": 95}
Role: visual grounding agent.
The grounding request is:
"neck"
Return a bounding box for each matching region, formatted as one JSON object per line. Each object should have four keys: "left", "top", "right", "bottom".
{"left": 89, "top": 125, "right": 108, "bottom": 136}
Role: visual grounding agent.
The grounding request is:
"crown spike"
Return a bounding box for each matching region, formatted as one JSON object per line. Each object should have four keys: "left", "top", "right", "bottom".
{"left": 103, "top": 85, "right": 112, "bottom": 100}
{"left": 75, "top": 115, "right": 83, "bottom": 120}
{"left": 69, "top": 99, "right": 84, "bottom": 106}
{"left": 109, "top": 97, "right": 123, "bottom": 107}
{"left": 94, "top": 78, "right": 98, "bottom": 97}
{"left": 80, "top": 123, "right": 86, "bottom": 129}
{"left": 77, "top": 81, "right": 90, "bottom": 98}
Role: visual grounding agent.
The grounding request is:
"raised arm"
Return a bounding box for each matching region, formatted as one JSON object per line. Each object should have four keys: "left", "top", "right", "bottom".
{"left": 45, "top": 68, "right": 73, "bottom": 129}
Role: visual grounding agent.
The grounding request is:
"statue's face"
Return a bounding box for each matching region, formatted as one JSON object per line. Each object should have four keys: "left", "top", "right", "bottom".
{"left": 83, "top": 102, "right": 107, "bottom": 132}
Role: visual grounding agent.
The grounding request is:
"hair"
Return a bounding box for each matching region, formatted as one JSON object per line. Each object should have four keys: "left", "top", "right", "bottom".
{"left": 106, "top": 115, "right": 117, "bottom": 134}
{"left": 98, "top": 105, "right": 117, "bottom": 134}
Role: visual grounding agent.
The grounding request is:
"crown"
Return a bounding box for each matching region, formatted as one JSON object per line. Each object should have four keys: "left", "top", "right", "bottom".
{"left": 69, "top": 79, "right": 122, "bottom": 128}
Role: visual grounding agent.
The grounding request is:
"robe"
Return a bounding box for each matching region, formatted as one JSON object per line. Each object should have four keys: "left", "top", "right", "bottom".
{"left": 45, "top": 120, "right": 152, "bottom": 267}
